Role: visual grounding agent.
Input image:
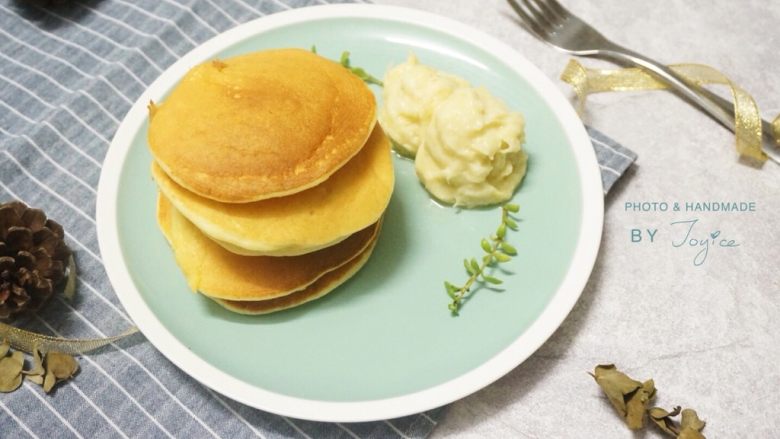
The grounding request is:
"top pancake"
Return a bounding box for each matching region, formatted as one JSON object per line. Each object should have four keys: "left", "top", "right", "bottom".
{"left": 148, "top": 49, "right": 377, "bottom": 203}
{"left": 152, "top": 125, "right": 394, "bottom": 257}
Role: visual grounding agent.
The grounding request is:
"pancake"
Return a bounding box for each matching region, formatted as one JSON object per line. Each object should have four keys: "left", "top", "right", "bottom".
{"left": 156, "top": 194, "right": 380, "bottom": 301}
{"left": 213, "top": 234, "right": 378, "bottom": 315}
{"left": 148, "top": 49, "right": 376, "bottom": 203}
{"left": 153, "top": 124, "right": 394, "bottom": 257}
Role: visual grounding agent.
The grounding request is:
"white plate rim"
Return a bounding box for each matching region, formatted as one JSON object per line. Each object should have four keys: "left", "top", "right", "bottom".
{"left": 96, "top": 4, "right": 604, "bottom": 422}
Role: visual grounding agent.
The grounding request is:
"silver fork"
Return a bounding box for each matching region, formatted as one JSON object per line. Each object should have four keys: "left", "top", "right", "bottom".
{"left": 507, "top": 0, "right": 780, "bottom": 164}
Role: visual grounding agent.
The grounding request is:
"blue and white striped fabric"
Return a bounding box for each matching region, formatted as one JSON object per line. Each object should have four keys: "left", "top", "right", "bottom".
{"left": 0, "top": 1, "right": 634, "bottom": 438}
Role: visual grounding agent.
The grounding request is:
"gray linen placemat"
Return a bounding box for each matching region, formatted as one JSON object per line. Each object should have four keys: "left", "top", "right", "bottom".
{"left": 0, "top": 1, "right": 635, "bottom": 438}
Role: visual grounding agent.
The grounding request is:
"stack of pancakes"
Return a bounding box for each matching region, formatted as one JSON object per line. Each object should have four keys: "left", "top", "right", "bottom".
{"left": 147, "top": 49, "right": 394, "bottom": 314}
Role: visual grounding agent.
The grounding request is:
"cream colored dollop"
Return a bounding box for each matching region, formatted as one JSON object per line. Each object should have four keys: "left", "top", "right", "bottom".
{"left": 378, "top": 55, "right": 466, "bottom": 156}
{"left": 415, "top": 87, "right": 527, "bottom": 206}
{"left": 380, "top": 55, "right": 527, "bottom": 207}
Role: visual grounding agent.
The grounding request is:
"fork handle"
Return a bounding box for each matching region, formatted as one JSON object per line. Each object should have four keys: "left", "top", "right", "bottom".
{"left": 600, "top": 47, "right": 777, "bottom": 152}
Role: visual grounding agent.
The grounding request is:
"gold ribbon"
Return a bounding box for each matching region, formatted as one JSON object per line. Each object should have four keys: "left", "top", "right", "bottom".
{"left": 561, "top": 59, "right": 778, "bottom": 163}
{"left": 0, "top": 260, "right": 139, "bottom": 355}
{"left": 0, "top": 322, "right": 138, "bottom": 355}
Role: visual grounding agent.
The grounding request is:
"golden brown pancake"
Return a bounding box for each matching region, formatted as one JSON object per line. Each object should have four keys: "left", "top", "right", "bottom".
{"left": 213, "top": 235, "right": 378, "bottom": 315}
{"left": 152, "top": 125, "right": 394, "bottom": 257}
{"left": 156, "top": 194, "right": 379, "bottom": 301}
{"left": 148, "top": 49, "right": 376, "bottom": 203}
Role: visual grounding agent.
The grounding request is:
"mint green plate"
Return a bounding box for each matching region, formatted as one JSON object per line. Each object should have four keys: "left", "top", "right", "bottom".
{"left": 97, "top": 5, "right": 603, "bottom": 422}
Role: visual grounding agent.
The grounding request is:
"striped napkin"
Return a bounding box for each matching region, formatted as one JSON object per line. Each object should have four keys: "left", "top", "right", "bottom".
{"left": 0, "top": 1, "right": 635, "bottom": 438}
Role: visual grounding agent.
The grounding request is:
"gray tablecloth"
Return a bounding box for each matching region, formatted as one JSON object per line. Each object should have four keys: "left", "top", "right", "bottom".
{"left": 0, "top": 1, "right": 635, "bottom": 438}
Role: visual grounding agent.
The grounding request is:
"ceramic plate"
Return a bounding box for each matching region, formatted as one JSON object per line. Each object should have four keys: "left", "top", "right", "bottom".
{"left": 96, "top": 4, "right": 603, "bottom": 422}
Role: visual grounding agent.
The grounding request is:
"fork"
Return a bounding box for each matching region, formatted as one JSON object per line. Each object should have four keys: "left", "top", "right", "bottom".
{"left": 507, "top": 0, "right": 780, "bottom": 163}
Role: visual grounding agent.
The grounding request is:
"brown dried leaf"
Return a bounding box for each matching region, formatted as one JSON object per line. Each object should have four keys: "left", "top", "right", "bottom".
{"left": 649, "top": 406, "right": 681, "bottom": 437}
{"left": 680, "top": 408, "right": 705, "bottom": 431}
{"left": 42, "top": 370, "right": 55, "bottom": 393}
{"left": 678, "top": 429, "right": 706, "bottom": 439}
{"left": 23, "top": 347, "right": 44, "bottom": 377}
{"left": 649, "top": 406, "right": 706, "bottom": 439}
{"left": 590, "top": 364, "right": 642, "bottom": 418}
{"left": 27, "top": 374, "right": 43, "bottom": 385}
{"left": 679, "top": 408, "right": 706, "bottom": 439}
{"left": 0, "top": 350, "right": 24, "bottom": 392}
{"left": 625, "top": 379, "right": 656, "bottom": 429}
{"left": 24, "top": 347, "right": 46, "bottom": 386}
{"left": 42, "top": 351, "right": 78, "bottom": 393}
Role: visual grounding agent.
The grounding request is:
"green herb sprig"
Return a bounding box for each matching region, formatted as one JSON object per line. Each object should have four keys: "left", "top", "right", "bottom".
{"left": 339, "top": 51, "right": 384, "bottom": 86}
{"left": 445, "top": 203, "right": 520, "bottom": 315}
{"left": 310, "top": 46, "right": 384, "bottom": 86}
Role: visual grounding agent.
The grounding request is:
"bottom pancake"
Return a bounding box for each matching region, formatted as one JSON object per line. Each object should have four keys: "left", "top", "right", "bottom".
{"left": 157, "top": 194, "right": 379, "bottom": 301}
{"left": 213, "top": 234, "right": 378, "bottom": 315}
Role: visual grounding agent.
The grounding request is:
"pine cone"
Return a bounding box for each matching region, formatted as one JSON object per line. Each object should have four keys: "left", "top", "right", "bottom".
{"left": 0, "top": 201, "right": 71, "bottom": 320}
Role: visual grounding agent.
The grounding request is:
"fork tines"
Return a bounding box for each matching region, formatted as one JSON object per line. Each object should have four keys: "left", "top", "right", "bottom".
{"left": 507, "top": 0, "right": 569, "bottom": 38}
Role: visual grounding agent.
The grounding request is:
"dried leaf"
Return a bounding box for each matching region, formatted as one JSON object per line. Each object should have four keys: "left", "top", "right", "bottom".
{"left": 26, "top": 374, "right": 43, "bottom": 385}
{"left": 42, "top": 351, "right": 78, "bottom": 393}
{"left": 649, "top": 406, "right": 706, "bottom": 439}
{"left": 679, "top": 409, "right": 706, "bottom": 439}
{"left": 0, "top": 339, "right": 9, "bottom": 358}
{"left": 23, "top": 347, "right": 44, "bottom": 377}
{"left": 624, "top": 379, "right": 656, "bottom": 429}
{"left": 680, "top": 409, "right": 705, "bottom": 431}
{"left": 678, "top": 429, "right": 706, "bottom": 439}
{"left": 591, "top": 364, "right": 643, "bottom": 418}
{"left": 649, "top": 406, "right": 682, "bottom": 437}
{"left": 0, "top": 350, "right": 24, "bottom": 392}
{"left": 42, "top": 370, "right": 55, "bottom": 393}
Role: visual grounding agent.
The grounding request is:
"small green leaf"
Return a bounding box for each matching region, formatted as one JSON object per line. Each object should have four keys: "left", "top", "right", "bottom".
{"left": 350, "top": 67, "right": 384, "bottom": 86}
{"left": 464, "top": 259, "right": 475, "bottom": 275}
{"left": 505, "top": 217, "right": 518, "bottom": 230}
{"left": 480, "top": 239, "right": 492, "bottom": 253}
{"left": 483, "top": 275, "right": 503, "bottom": 285}
{"left": 470, "top": 258, "right": 481, "bottom": 273}
{"left": 444, "top": 281, "right": 459, "bottom": 295}
{"left": 310, "top": 45, "right": 317, "bottom": 54}
{"left": 504, "top": 203, "right": 520, "bottom": 213}
{"left": 339, "top": 51, "right": 351, "bottom": 67}
{"left": 496, "top": 223, "right": 506, "bottom": 238}
{"left": 500, "top": 243, "right": 517, "bottom": 255}
{"left": 494, "top": 253, "right": 511, "bottom": 263}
